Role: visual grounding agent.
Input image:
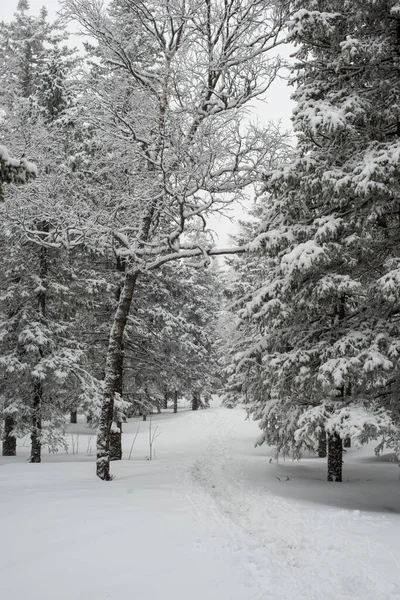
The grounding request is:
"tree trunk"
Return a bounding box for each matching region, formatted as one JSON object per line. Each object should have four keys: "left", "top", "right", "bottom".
{"left": 110, "top": 422, "right": 122, "bottom": 461}
{"left": 96, "top": 268, "right": 139, "bottom": 480}
{"left": 30, "top": 380, "right": 42, "bottom": 463}
{"left": 142, "top": 414, "right": 147, "bottom": 421}
{"left": 327, "top": 432, "right": 342, "bottom": 482}
{"left": 109, "top": 350, "right": 124, "bottom": 460}
{"left": 343, "top": 437, "right": 351, "bottom": 449}
{"left": 110, "top": 257, "right": 126, "bottom": 462}
{"left": 30, "top": 241, "right": 47, "bottom": 464}
{"left": 325, "top": 299, "right": 346, "bottom": 482}
{"left": 163, "top": 392, "right": 168, "bottom": 409}
{"left": 317, "top": 428, "right": 327, "bottom": 458}
{"left": 2, "top": 414, "right": 16, "bottom": 456}
{"left": 192, "top": 392, "right": 199, "bottom": 411}
{"left": 173, "top": 390, "right": 178, "bottom": 414}
{"left": 96, "top": 154, "right": 167, "bottom": 479}
{"left": 70, "top": 409, "right": 77, "bottom": 424}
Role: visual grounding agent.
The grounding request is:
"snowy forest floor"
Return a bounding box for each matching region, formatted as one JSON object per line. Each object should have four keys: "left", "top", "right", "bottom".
{"left": 1, "top": 400, "right": 400, "bottom": 600}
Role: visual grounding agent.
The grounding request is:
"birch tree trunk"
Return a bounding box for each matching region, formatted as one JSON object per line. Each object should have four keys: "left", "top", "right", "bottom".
{"left": 96, "top": 268, "right": 139, "bottom": 480}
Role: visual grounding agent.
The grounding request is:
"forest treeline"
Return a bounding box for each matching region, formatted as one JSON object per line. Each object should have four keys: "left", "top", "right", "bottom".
{"left": 1, "top": 0, "right": 400, "bottom": 482}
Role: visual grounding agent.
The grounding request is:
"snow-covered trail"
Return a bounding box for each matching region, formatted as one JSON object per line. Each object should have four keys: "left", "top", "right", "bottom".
{"left": 1, "top": 403, "right": 400, "bottom": 600}
{"left": 184, "top": 407, "right": 400, "bottom": 599}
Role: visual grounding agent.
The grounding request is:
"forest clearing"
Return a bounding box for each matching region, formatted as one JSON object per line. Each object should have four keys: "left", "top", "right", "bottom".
{"left": 1, "top": 400, "right": 399, "bottom": 600}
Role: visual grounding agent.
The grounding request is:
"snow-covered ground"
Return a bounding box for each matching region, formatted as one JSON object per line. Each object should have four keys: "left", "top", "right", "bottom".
{"left": 1, "top": 400, "right": 399, "bottom": 600}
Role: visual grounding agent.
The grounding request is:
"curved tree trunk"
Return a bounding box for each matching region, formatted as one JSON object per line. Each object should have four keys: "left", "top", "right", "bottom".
{"left": 2, "top": 414, "right": 17, "bottom": 456}
{"left": 96, "top": 268, "right": 139, "bottom": 480}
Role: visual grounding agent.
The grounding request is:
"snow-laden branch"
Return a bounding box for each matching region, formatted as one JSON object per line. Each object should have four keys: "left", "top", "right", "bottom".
{"left": 0, "top": 144, "right": 37, "bottom": 197}
{"left": 144, "top": 244, "right": 247, "bottom": 270}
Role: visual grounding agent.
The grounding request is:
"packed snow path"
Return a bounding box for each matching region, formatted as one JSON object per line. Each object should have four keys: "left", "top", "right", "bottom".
{"left": 1, "top": 403, "right": 399, "bottom": 600}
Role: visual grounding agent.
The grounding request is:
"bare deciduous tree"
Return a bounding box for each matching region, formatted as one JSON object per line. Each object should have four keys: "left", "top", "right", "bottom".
{"left": 60, "top": 0, "right": 290, "bottom": 479}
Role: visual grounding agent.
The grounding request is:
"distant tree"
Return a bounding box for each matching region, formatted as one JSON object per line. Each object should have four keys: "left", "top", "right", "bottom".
{"left": 123, "top": 260, "right": 222, "bottom": 413}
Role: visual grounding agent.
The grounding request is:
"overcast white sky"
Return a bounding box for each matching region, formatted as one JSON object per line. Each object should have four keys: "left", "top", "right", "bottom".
{"left": 0, "top": 0, "right": 295, "bottom": 243}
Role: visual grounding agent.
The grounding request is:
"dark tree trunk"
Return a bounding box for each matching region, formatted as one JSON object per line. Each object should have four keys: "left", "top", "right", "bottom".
{"left": 2, "top": 414, "right": 16, "bottom": 456}
{"left": 110, "top": 422, "right": 122, "bottom": 461}
{"left": 325, "top": 298, "right": 346, "bottom": 482}
{"left": 30, "top": 241, "right": 47, "bottom": 464}
{"left": 317, "top": 428, "right": 327, "bottom": 458}
{"left": 343, "top": 438, "right": 351, "bottom": 449}
{"left": 110, "top": 349, "right": 124, "bottom": 460}
{"left": 70, "top": 409, "right": 77, "bottom": 424}
{"left": 110, "top": 260, "right": 126, "bottom": 462}
{"left": 173, "top": 390, "right": 178, "bottom": 414}
{"left": 327, "top": 432, "right": 343, "bottom": 482}
{"left": 192, "top": 392, "right": 199, "bottom": 411}
{"left": 163, "top": 392, "right": 168, "bottom": 409}
{"left": 30, "top": 380, "right": 42, "bottom": 463}
{"left": 96, "top": 268, "right": 139, "bottom": 480}
{"left": 142, "top": 414, "right": 147, "bottom": 422}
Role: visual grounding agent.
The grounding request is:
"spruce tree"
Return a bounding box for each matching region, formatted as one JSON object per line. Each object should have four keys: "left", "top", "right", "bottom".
{"left": 226, "top": 0, "right": 400, "bottom": 480}
{"left": 0, "top": 6, "right": 102, "bottom": 460}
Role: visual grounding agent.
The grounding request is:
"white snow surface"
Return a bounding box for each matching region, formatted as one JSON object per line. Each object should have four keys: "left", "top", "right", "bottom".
{"left": 1, "top": 400, "right": 400, "bottom": 600}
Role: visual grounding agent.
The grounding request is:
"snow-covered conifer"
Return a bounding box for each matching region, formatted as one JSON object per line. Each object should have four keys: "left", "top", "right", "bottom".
{"left": 226, "top": 0, "right": 400, "bottom": 481}
{"left": 0, "top": 6, "right": 103, "bottom": 459}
